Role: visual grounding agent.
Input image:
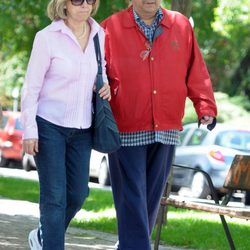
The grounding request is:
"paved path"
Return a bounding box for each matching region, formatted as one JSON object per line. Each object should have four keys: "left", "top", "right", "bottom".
{"left": 0, "top": 166, "right": 190, "bottom": 250}
{"left": 0, "top": 198, "right": 186, "bottom": 250}
{"left": 0, "top": 207, "right": 117, "bottom": 250}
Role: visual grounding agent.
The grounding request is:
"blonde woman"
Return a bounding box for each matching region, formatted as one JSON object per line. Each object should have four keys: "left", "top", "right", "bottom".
{"left": 21, "top": 0, "right": 110, "bottom": 249}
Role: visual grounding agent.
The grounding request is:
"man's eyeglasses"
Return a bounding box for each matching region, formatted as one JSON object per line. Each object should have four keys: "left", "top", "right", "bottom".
{"left": 71, "top": 0, "right": 96, "bottom": 6}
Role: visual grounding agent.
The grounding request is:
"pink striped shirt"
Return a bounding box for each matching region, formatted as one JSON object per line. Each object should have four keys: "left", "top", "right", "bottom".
{"left": 21, "top": 18, "right": 107, "bottom": 139}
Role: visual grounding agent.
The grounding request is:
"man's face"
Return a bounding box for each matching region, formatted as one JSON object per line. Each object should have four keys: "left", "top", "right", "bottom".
{"left": 132, "top": 0, "right": 161, "bottom": 16}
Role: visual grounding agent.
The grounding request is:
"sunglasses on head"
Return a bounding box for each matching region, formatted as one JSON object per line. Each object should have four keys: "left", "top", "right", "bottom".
{"left": 71, "top": 0, "right": 96, "bottom": 6}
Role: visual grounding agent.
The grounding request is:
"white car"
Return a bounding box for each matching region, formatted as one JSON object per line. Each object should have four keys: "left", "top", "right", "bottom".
{"left": 22, "top": 150, "right": 110, "bottom": 185}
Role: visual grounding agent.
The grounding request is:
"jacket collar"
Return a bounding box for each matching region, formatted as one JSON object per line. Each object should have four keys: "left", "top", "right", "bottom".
{"left": 123, "top": 6, "right": 172, "bottom": 29}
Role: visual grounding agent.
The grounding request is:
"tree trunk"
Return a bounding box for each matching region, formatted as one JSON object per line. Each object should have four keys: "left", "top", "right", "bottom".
{"left": 231, "top": 47, "right": 250, "bottom": 99}
{"left": 171, "top": 0, "right": 193, "bottom": 17}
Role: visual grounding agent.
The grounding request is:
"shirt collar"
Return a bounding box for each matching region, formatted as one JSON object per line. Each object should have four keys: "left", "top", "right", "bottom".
{"left": 48, "top": 17, "right": 101, "bottom": 37}
{"left": 133, "top": 7, "right": 163, "bottom": 26}
{"left": 123, "top": 6, "right": 172, "bottom": 29}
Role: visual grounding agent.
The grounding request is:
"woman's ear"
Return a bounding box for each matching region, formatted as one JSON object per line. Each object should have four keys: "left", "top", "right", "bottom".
{"left": 64, "top": 5, "right": 67, "bottom": 16}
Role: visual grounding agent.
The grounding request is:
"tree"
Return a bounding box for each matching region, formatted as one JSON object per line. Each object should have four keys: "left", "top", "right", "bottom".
{"left": 171, "top": 0, "right": 192, "bottom": 17}
{"left": 0, "top": 0, "right": 130, "bottom": 108}
{"left": 211, "top": 0, "right": 250, "bottom": 100}
{"left": 231, "top": 48, "right": 250, "bottom": 100}
{"left": 0, "top": 1, "right": 50, "bottom": 58}
{"left": 95, "top": 0, "right": 129, "bottom": 22}
{"left": 0, "top": 0, "right": 50, "bottom": 107}
{"left": 1, "top": 0, "right": 250, "bottom": 108}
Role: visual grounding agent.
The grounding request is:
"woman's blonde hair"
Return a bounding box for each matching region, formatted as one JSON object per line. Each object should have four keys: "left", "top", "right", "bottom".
{"left": 47, "top": 0, "right": 100, "bottom": 21}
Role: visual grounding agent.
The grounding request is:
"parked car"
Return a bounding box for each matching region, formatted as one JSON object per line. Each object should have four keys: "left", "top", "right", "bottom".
{"left": 173, "top": 123, "right": 250, "bottom": 199}
{"left": 23, "top": 150, "right": 110, "bottom": 186}
{"left": 0, "top": 111, "right": 110, "bottom": 185}
{"left": 0, "top": 111, "right": 22, "bottom": 167}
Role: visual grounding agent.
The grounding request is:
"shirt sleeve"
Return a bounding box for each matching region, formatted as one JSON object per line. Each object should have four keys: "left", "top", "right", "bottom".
{"left": 186, "top": 26, "right": 217, "bottom": 120}
{"left": 21, "top": 31, "right": 51, "bottom": 139}
{"left": 98, "top": 28, "right": 109, "bottom": 84}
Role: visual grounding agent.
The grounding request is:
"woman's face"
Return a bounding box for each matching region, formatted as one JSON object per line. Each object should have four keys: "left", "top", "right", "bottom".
{"left": 66, "top": 0, "right": 93, "bottom": 22}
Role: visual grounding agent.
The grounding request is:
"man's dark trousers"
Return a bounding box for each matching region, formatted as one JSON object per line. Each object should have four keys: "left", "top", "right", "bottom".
{"left": 108, "top": 143, "right": 175, "bottom": 250}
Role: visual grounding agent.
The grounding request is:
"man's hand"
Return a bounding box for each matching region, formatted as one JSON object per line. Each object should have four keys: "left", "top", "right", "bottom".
{"left": 200, "top": 116, "right": 214, "bottom": 125}
{"left": 199, "top": 116, "right": 216, "bottom": 131}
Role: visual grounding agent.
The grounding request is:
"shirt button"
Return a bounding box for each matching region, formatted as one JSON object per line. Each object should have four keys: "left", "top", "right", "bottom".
{"left": 155, "top": 124, "right": 158, "bottom": 128}
{"left": 150, "top": 57, "right": 154, "bottom": 61}
{"left": 153, "top": 90, "right": 157, "bottom": 94}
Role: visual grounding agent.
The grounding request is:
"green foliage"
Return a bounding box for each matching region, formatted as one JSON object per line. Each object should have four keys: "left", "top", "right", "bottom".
{"left": 210, "top": 1, "right": 250, "bottom": 96}
{"left": 170, "top": 1, "right": 250, "bottom": 100}
{"left": 95, "top": 0, "right": 130, "bottom": 22}
{"left": 213, "top": 1, "right": 250, "bottom": 40}
{"left": 0, "top": 52, "right": 28, "bottom": 107}
{"left": 0, "top": 0, "right": 50, "bottom": 107}
{"left": 1, "top": 0, "right": 250, "bottom": 107}
{"left": 183, "top": 92, "right": 250, "bottom": 125}
{"left": 0, "top": 0, "right": 50, "bottom": 58}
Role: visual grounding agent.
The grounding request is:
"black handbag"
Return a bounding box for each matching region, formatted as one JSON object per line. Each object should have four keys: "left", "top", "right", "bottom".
{"left": 92, "top": 33, "right": 121, "bottom": 153}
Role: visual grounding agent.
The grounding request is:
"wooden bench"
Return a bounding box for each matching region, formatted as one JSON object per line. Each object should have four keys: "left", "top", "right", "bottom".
{"left": 154, "top": 155, "right": 250, "bottom": 250}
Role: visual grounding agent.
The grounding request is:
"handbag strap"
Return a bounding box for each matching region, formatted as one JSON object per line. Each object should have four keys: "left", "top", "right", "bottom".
{"left": 93, "top": 33, "right": 102, "bottom": 76}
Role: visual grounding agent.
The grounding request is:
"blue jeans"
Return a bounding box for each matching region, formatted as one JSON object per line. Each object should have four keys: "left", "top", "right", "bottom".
{"left": 108, "top": 143, "right": 175, "bottom": 250}
{"left": 35, "top": 116, "right": 92, "bottom": 250}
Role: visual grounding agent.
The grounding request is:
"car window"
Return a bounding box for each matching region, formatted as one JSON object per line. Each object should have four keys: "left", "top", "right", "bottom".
{"left": 186, "top": 129, "right": 208, "bottom": 146}
{"left": 15, "top": 118, "right": 22, "bottom": 131}
{"left": 179, "top": 128, "right": 190, "bottom": 144}
{"left": 215, "top": 130, "right": 250, "bottom": 151}
{"left": 0, "top": 115, "right": 8, "bottom": 129}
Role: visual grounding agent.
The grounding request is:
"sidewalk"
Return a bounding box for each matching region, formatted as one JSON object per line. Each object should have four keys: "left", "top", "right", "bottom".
{"left": 0, "top": 198, "right": 187, "bottom": 250}
{"left": 0, "top": 168, "right": 190, "bottom": 250}
{"left": 0, "top": 197, "right": 117, "bottom": 250}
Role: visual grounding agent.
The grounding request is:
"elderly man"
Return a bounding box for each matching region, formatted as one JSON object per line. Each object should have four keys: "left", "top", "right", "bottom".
{"left": 102, "top": 1, "right": 217, "bottom": 249}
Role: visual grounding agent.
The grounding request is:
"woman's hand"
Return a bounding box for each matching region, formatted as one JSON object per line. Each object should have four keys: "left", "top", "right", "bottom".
{"left": 98, "top": 83, "right": 111, "bottom": 101}
{"left": 23, "top": 139, "right": 39, "bottom": 156}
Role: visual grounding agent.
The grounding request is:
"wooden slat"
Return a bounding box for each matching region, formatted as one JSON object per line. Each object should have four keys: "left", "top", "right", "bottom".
{"left": 224, "top": 155, "right": 250, "bottom": 190}
{"left": 162, "top": 197, "right": 250, "bottom": 220}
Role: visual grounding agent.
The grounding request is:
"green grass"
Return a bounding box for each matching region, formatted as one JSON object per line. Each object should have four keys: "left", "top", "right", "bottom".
{"left": 1, "top": 177, "right": 250, "bottom": 249}
{"left": 0, "top": 177, "right": 39, "bottom": 202}
{"left": 152, "top": 214, "right": 250, "bottom": 250}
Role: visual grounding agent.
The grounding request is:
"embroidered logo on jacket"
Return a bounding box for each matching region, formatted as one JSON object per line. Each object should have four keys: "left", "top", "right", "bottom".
{"left": 171, "top": 40, "right": 180, "bottom": 50}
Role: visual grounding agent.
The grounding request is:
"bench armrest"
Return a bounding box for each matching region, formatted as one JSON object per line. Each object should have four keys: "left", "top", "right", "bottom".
{"left": 172, "top": 164, "right": 221, "bottom": 204}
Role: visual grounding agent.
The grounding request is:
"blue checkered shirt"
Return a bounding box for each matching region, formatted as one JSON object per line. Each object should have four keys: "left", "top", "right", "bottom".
{"left": 119, "top": 8, "right": 180, "bottom": 147}
{"left": 133, "top": 7, "right": 164, "bottom": 43}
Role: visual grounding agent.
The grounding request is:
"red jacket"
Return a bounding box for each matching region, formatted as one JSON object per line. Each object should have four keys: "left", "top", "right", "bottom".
{"left": 101, "top": 7, "right": 217, "bottom": 132}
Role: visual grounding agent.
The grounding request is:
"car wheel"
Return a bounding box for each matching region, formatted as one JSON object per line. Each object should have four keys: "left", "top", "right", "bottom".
{"left": 98, "top": 157, "right": 110, "bottom": 186}
{"left": 0, "top": 151, "right": 9, "bottom": 167}
{"left": 190, "top": 171, "right": 210, "bottom": 199}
